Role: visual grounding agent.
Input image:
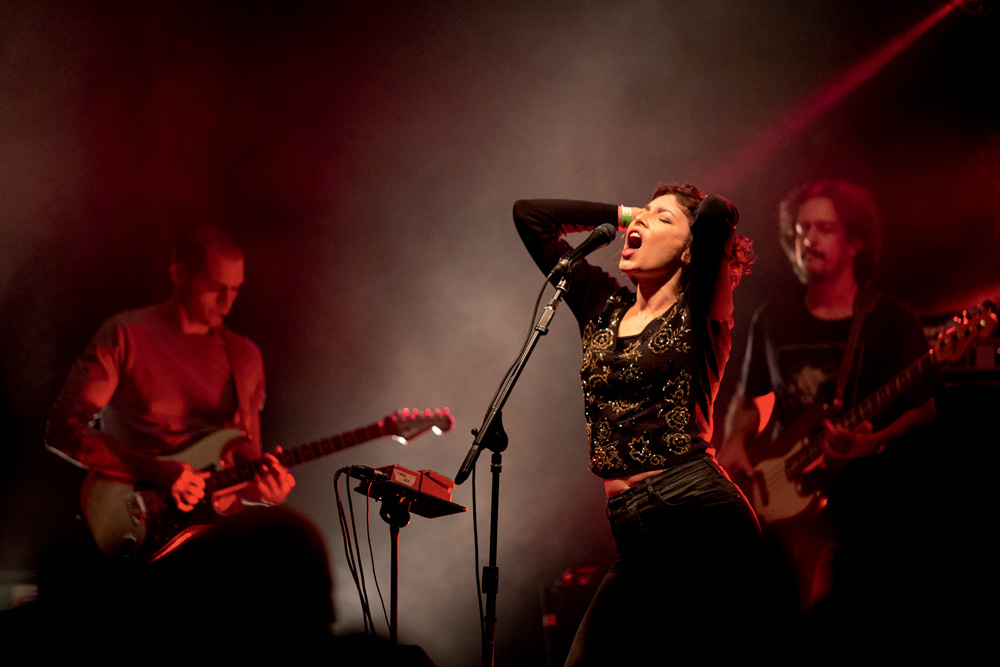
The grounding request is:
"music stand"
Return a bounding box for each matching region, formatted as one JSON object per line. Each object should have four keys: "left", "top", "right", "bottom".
{"left": 355, "top": 478, "right": 466, "bottom": 643}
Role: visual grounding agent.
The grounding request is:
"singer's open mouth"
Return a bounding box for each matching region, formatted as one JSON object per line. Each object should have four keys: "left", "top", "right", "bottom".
{"left": 627, "top": 231, "right": 643, "bottom": 249}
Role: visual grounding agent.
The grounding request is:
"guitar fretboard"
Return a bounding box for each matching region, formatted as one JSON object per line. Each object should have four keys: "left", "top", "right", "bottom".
{"left": 206, "top": 419, "right": 392, "bottom": 493}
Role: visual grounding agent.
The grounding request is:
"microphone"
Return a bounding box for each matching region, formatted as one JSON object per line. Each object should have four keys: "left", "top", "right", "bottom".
{"left": 551, "top": 223, "right": 617, "bottom": 275}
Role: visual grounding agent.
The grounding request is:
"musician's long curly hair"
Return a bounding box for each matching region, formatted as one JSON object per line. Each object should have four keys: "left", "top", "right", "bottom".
{"left": 779, "top": 179, "right": 881, "bottom": 285}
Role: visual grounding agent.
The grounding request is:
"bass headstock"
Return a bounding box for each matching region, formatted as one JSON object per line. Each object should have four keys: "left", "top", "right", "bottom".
{"left": 933, "top": 302, "right": 998, "bottom": 363}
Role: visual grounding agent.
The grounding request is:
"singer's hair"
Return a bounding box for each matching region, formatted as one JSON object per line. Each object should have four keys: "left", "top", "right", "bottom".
{"left": 778, "top": 179, "right": 882, "bottom": 285}
{"left": 646, "top": 182, "right": 754, "bottom": 290}
{"left": 727, "top": 232, "right": 755, "bottom": 289}
{"left": 652, "top": 182, "right": 703, "bottom": 221}
{"left": 172, "top": 224, "right": 243, "bottom": 273}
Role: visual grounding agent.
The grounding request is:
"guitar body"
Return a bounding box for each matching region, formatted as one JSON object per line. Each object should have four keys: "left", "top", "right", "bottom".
{"left": 79, "top": 408, "right": 456, "bottom": 561}
{"left": 744, "top": 444, "right": 825, "bottom": 525}
{"left": 81, "top": 429, "right": 248, "bottom": 560}
{"left": 734, "top": 403, "right": 831, "bottom": 525}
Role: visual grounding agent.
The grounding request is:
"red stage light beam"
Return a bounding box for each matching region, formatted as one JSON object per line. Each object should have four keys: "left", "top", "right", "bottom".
{"left": 707, "top": 0, "right": 967, "bottom": 189}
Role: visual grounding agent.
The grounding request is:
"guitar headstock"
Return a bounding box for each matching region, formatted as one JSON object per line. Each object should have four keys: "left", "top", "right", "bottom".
{"left": 383, "top": 408, "right": 455, "bottom": 444}
{"left": 933, "top": 303, "right": 998, "bottom": 363}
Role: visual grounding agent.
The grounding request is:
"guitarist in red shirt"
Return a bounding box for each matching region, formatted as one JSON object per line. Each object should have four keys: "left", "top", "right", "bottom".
{"left": 46, "top": 224, "right": 295, "bottom": 558}
{"left": 719, "top": 179, "right": 937, "bottom": 610}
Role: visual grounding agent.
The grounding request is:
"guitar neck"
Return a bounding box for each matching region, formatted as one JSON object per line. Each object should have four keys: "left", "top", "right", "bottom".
{"left": 207, "top": 419, "right": 390, "bottom": 493}
{"left": 788, "top": 351, "right": 935, "bottom": 477}
{"left": 838, "top": 353, "right": 935, "bottom": 431}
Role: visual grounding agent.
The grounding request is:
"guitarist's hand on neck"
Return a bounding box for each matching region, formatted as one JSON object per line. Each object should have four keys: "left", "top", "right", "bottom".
{"left": 240, "top": 450, "right": 295, "bottom": 507}
{"left": 822, "top": 419, "right": 880, "bottom": 460}
{"left": 823, "top": 397, "right": 936, "bottom": 463}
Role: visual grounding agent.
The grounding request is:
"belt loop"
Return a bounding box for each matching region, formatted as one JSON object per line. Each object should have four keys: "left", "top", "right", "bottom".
{"left": 643, "top": 474, "right": 656, "bottom": 495}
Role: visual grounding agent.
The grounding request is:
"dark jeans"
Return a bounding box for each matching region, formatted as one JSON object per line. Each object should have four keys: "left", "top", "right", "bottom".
{"left": 564, "top": 457, "right": 762, "bottom": 665}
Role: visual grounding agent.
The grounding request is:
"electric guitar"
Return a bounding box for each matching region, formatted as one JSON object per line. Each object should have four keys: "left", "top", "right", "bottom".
{"left": 81, "top": 408, "right": 454, "bottom": 561}
{"left": 739, "top": 305, "right": 996, "bottom": 525}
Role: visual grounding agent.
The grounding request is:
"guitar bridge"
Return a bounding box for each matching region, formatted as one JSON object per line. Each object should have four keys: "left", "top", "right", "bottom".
{"left": 126, "top": 491, "right": 149, "bottom": 526}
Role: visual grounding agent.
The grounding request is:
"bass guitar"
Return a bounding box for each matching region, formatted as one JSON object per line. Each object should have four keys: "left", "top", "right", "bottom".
{"left": 82, "top": 408, "right": 453, "bottom": 560}
{"left": 740, "top": 305, "right": 996, "bottom": 524}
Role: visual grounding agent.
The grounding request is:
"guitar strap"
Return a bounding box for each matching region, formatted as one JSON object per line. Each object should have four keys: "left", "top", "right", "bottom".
{"left": 221, "top": 327, "right": 262, "bottom": 444}
{"left": 832, "top": 287, "right": 878, "bottom": 410}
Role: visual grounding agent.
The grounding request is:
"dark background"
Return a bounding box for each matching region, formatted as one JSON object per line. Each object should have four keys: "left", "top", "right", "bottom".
{"left": 2, "top": 1, "right": 997, "bottom": 664}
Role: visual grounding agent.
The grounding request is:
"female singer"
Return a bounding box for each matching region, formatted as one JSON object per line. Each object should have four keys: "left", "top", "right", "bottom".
{"left": 514, "top": 184, "right": 759, "bottom": 663}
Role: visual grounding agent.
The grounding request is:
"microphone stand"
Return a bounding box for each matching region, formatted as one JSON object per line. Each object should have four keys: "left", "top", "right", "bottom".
{"left": 455, "top": 272, "right": 571, "bottom": 667}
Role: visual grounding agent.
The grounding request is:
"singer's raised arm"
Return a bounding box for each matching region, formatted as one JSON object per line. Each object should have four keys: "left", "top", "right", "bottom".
{"left": 513, "top": 199, "right": 629, "bottom": 331}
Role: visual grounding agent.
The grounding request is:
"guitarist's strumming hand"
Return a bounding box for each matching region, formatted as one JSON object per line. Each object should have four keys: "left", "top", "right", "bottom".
{"left": 162, "top": 461, "right": 211, "bottom": 512}
{"left": 719, "top": 392, "right": 773, "bottom": 478}
{"left": 822, "top": 420, "right": 881, "bottom": 461}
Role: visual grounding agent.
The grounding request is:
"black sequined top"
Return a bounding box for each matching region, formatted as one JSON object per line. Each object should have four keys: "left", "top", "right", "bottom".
{"left": 513, "top": 198, "right": 739, "bottom": 478}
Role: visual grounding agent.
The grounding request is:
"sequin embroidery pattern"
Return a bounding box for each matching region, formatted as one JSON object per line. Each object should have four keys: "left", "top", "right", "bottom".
{"left": 581, "top": 295, "right": 701, "bottom": 476}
